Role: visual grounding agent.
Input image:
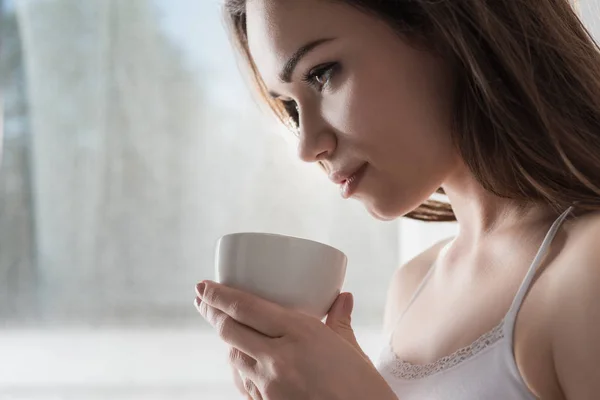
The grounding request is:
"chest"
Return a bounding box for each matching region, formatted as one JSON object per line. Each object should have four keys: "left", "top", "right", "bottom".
{"left": 389, "top": 267, "right": 564, "bottom": 399}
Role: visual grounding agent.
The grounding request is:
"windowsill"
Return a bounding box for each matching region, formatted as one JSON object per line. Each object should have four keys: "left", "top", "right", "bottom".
{"left": 0, "top": 327, "right": 385, "bottom": 399}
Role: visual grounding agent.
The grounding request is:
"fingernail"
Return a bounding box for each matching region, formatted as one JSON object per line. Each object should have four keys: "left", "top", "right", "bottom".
{"left": 196, "top": 282, "right": 206, "bottom": 297}
{"left": 194, "top": 297, "right": 202, "bottom": 309}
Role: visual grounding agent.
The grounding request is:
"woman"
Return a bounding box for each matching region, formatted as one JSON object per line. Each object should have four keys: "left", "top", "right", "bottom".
{"left": 194, "top": 0, "right": 600, "bottom": 398}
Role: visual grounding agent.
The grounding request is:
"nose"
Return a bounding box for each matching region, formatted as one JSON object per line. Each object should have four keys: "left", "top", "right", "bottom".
{"left": 296, "top": 109, "right": 337, "bottom": 163}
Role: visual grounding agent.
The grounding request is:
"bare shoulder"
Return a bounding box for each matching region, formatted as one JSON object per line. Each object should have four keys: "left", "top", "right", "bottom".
{"left": 551, "top": 210, "right": 600, "bottom": 285}
{"left": 382, "top": 236, "right": 454, "bottom": 335}
{"left": 548, "top": 210, "right": 600, "bottom": 308}
{"left": 547, "top": 211, "right": 600, "bottom": 398}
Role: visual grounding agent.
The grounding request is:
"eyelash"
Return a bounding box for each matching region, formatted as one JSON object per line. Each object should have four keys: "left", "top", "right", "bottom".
{"left": 281, "top": 62, "right": 340, "bottom": 129}
{"left": 282, "top": 100, "right": 300, "bottom": 129}
{"left": 301, "top": 62, "right": 339, "bottom": 92}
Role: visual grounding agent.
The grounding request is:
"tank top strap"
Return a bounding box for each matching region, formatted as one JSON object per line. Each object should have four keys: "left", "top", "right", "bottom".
{"left": 503, "top": 205, "right": 575, "bottom": 340}
{"left": 386, "top": 261, "right": 437, "bottom": 345}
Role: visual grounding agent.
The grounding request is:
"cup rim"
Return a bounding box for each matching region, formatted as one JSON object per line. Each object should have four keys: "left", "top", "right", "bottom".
{"left": 217, "top": 232, "right": 347, "bottom": 257}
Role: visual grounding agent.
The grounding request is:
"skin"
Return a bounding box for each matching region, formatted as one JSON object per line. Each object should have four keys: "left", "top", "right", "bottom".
{"left": 197, "top": 0, "right": 600, "bottom": 398}
{"left": 246, "top": 0, "right": 458, "bottom": 221}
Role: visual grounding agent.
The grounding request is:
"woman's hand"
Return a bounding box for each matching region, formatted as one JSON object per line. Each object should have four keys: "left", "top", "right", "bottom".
{"left": 231, "top": 361, "right": 253, "bottom": 399}
{"left": 194, "top": 280, "right": 397, "bottom": 400}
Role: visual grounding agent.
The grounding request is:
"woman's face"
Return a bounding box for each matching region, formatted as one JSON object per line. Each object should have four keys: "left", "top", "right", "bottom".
{"left": 246, "top": 0, "right": 460, "bottom": 220}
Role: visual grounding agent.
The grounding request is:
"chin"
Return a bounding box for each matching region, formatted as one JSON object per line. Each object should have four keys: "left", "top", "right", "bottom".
{"left": 358, "top": 191, "right": 423, "bottom": 221}
{"left": 360, "top": 199, "right": 403, "bottom": 221}
{"left": 368, "top": 209, "right": 397, "bottom": 221}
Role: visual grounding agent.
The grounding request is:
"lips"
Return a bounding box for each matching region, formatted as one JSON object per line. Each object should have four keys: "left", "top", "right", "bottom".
{"left": 329, "top": 164, "right": 366, "bottom": 185}
{"left": 333, "top": 163, "right": 368, "bottom": 199}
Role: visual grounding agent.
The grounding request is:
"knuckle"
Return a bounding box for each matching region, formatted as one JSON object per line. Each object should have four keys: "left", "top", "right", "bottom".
{"left": 228, "top": 347, "right": 241, "bottom": 364}
{"left": 243, "top": 378, "right": 252, "bottom": 392}
{"left": 216, "top": 314, "right": 232, "bottom": 339}
{"left": 229, "top": 299, "right": 245, "bottom": 318}
{"left": 228, "top": 346, "right": 239, "bottom": 360}
{"left": 228, "top": 347, "right": 251, "bottom": 367}
{"left": 203, "top": 285, "right": 220, "bottom": 304}
{"left": 243, "top": 377, "right": 259, "bottom": 396}
{"left": 265, "top": 354, "right": 286, "bottom": 379}
{"left": 270, "top": 354, "right": 284, "bottom": 371}
{"left": 198, "top": 300, "right": 209, "bottom": 317}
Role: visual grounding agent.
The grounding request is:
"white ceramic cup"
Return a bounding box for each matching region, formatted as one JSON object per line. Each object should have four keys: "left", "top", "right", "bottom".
{"left": 215, "top": 232, "right": 347, "bottom": 319}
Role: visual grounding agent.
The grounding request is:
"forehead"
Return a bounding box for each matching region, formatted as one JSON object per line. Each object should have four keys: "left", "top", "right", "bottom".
{"left": 245, "top": 0, "right": 350, "bottom": 84}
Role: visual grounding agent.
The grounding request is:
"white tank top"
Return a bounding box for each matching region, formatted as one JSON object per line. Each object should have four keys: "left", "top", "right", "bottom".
{"left": 376, "top": 206, "right": 574, "bottom": 399}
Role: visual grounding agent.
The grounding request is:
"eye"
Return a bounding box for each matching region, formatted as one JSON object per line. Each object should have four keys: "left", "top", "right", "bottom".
{"left": 302, "top": 62, "right": 340, "bottom": 92}
{"left": 282, "top": 99, "right": 300, "bottom": 129}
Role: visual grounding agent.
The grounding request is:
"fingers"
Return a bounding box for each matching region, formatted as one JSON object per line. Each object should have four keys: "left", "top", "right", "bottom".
{"left": 195, "top": 297, "right": 269, "bottom": 360}
{"left": 242, "top": 376, "right": 263, "bottom": 400}
{"left": 233, "top": 369, "right": 262, "bottom": 400}
{"left": 196, "top": 281, "right": 288, "bottom": 337}
{"left": 232, "top": 364, "right": 263, "bottom": 400}
{"left": 325, "top": 293, "right": 353, "bottom": 338}
{"left": 228, "top": 346, "right": 257, "bottom": 373}
{"left": 231, "top": 365, "right": 247, "bottom": 395}
{"left": 325, "top": 293, "right": 372, "bottom": 363}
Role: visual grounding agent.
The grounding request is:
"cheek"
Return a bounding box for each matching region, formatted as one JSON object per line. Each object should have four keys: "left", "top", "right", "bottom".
{"left": 333, "top": 64, "right": 456, "bottom": 217}
{"left": 319, "top": 76, "right": 360, "bottom": 135}
{"left": 321, "top": 73, "right": 405, "bottom": 151}
{"left": 328, "top": 71, "right": 453, "bottom": 169}
{"left": 369, "top": 66, "right": 454, "bottom": 166}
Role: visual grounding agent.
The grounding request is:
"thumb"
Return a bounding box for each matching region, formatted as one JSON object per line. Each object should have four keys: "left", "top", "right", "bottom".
{"left": 326, "top": 292, "right": 354, "bottom": 329}
{"left": 325, "top": 293, "right": 369, "bottom": 360}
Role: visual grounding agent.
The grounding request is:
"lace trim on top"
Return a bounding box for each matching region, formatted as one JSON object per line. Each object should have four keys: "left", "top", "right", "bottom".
{"left": 385, "top": 321, "right": 505, "bottom": 380}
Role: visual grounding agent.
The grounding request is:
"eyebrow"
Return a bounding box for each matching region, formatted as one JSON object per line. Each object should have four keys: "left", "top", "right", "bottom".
{"left": 273, "top": 37, "right": 336, "bottom": 92}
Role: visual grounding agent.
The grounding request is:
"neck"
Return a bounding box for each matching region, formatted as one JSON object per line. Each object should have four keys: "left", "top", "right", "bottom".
{"left": 442, "top": 163, "right": 558, "bottom": 246}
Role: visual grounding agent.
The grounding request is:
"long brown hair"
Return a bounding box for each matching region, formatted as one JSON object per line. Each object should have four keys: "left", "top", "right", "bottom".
{"left": 224, "top": 0, "right": 600, "bottom": 222}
